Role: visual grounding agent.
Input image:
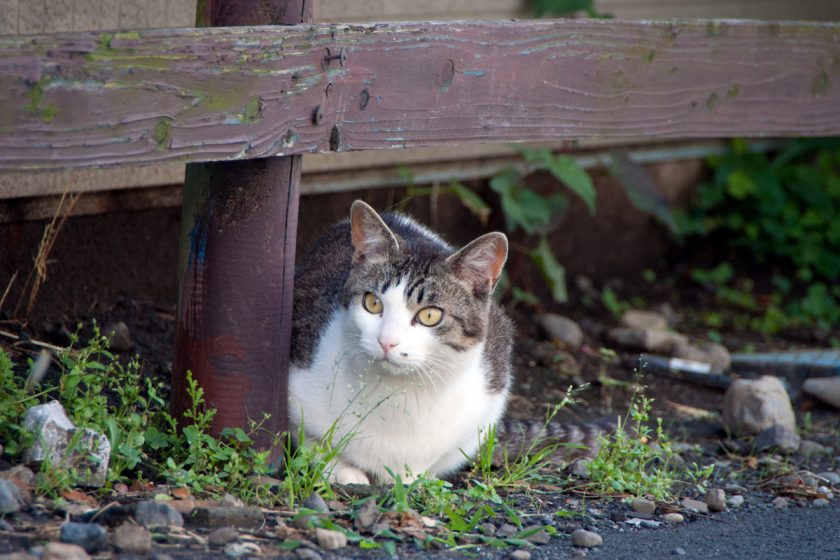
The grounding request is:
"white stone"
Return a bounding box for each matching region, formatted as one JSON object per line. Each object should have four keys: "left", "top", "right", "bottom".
{"left": 315, "top": 528, "right": 347, "bottom": 550}
{"left": 721, "top": 377, "right": 796, "bottom": 436}
{"left": 536, "top": 314, "right": 584, "bottom": 348}
{"left": 22, "top": 401, "right": 110, "bottom": 487}
{"left": 620, "top": 310, "right": 668, "bottom": 331}
{"left": 571, "top": 529, "right": 603, "bottom": 548}
{"left": 802, "top": 377, "right": 840, "bottom": 410}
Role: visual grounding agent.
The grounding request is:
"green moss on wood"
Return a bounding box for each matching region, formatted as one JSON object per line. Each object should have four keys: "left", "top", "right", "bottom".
{"left": 727, "top": 84, "right": 740, "bottom": 98}
{"left": 706, "top": 92, "right": 720, "bottom": 111}
{"left": 812, "top": 71, "right": 829, "bottom": 98}
{"left": 242, "top": 96, "right": 263, "bottom": 124}
{"left": 23, "top": 78, "right": 59, "bottom": 123}
{"left": 153, "top": 118, "right": 171, "bottom": 150}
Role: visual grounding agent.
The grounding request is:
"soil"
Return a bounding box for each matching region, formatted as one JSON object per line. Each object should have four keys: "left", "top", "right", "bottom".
{"left": 1, "top": 254, "right": 839, "bottom": 559}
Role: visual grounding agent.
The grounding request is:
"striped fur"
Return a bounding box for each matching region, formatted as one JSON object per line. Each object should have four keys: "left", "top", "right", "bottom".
{"left": 493, "top": 418, "right": 616, "bottom": 465}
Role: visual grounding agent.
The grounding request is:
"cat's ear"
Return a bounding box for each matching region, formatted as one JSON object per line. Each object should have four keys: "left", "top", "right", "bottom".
{"left": 350, "top": 200, "right": 399, "bottom": 261}
{"left": 446, "top": 232, "right": 508, "bottom": 298}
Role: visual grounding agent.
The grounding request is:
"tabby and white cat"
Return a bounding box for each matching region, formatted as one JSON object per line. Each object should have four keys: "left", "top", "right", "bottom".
{"left": 289, "top": 200, "right": 512, "bottom": 484}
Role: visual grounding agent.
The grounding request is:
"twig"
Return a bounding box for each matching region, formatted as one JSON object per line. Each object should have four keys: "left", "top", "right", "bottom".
{"left": 0, "top": 329, "right": 68, "bottom": 353}
{"left": 0, "top": 270, "right": 17, "bottom": 314}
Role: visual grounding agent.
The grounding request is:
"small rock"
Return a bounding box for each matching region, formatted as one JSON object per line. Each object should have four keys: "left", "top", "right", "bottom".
{"left": 704, "top": 489, "right": 726, "bottom": 512}
{"left": 112, "top": 523, "right": 152, "bottom": 554}
{"left": 0, "top": 552, "right": 38, "bottom": 560}
{"left": 627, "top": 511, "right": 653, "bottom": 520}
{"left": 798, "top": 440, "right": 829, "bottom": 457}
{"left": 303, "top": 492, "right": 329, "bottom": 513}
{"left": 571, "top": 529, "right": 602, "bottom": 548}
{"left": 354, "top": 500, "right": 380, "bottom": 531}
{"left": 813, "top": 498, "right": 830, "bottom": 507}
{"left": 0, "top": 465, "right": 35, "bottom": 490}
{"left": 803, "top": 475, "right": 820, "bottom": 488}
{"left": 772, "top": 497, "right": 789, "bottom": 510}
{"left": 802, "top": 377, "right": 840, "bottom": 410}
{"left": 104, "top": 322, "right": 131, "bottom": 352}
{"left": 680, "top": 498, "right": 708, "bottom": 514}
{"left": 295, "top": 549, "right": 322, "bottom": 560}
{"left": 0, "top": 480, "right": 26, "bottom": 514}
{"left": 189, "top": 507, "right": 263, "bottom": 529}
{"left": 607, "top": 327, "right": 688, "bottom": 353}
{"left": 497, "top": 523, "right": 518, "bottom": 539}
{"left": 722, "top": 377, "right": 796, "bottom": 437}
{"left": 510, "top": 550, "right": 532, "bottom": 560}
{"left": 0, "top": 518, "right": 14, "bottom": 531}
{"left": 220, "top": 493, "right": 244, "bottom": 508}
{"left": 224, "top": 543, "right": 262, "bottom": 558}
{"left": 754, "top": 424, "right": 801, "bottom": 453}
{"left": 208, "top": 527, "right": 240, "bottom": 547}
{"left": 536, "top": 314, "right": 583, "bottom": 348}
{"left": 662, "top": 513, "right": 684, "bottom": 523}
{"left": 22, "top": 401, "right": 111, "bottom": 487}
{"left": 819, "top": 472, "right": 840, "bottom": 486}
{"left": 727, "top": 495, "right": 744, "bottom": 508}
{"left": 620, "top": 309, "right": 668, "bottom": 331}
{"left": 59, "top": 522, "right": 107, "bottom": 553}
{"left": 625, "top": 518, "right": 661, "bottom": 528}
{"left": 573, "top": 550, "right": 588, "bottom": 558}
{"left": 523, "top": 525, "right": 550, "bottom": 545}
{"left": 571, "top": 458, "right": 591, "bottom": 479}
{"left": 43, "top": 542, "right": 89, "bottom": 560}
{"left": 132, "top": 500, "right": 184, "bottom": 528}
{"left": 478, "top": 522, "right": 496, "bottom": 536}
{"left": 630, "top": 498, "right": 656, "bottom": 514}
{"left": 315, "top": 528, "right": 347, "bottom": 550}
{"left": 673, "top": 547, "right": 687, "bottom": 556}
{"left": 672, "top": 340, "right": 731, "bottom": 371}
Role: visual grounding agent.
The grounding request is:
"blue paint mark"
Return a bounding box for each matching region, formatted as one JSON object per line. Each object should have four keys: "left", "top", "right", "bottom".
{"left": 188, "top": 216, "right": 208, "bottom": 267}
{"left": 463, "top": 70, "right": 486, "bottom": 77}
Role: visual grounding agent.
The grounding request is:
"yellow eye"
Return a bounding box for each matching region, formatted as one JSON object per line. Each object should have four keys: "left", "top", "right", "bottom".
{"left": 363, "top": 292, "right": 383, "bottom": 314}
{"left": 416, "top": 307, "right": 443, "bottom": 327}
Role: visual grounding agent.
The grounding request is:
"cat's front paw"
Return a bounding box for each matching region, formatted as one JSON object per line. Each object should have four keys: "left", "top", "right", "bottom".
{"left": 330, "top": 462, "right": 371, "bottom": 485}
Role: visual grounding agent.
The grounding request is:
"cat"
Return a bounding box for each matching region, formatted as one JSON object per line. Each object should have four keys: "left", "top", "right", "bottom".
{"left": 289, "top": 200, "right": 512, "bottom": 484}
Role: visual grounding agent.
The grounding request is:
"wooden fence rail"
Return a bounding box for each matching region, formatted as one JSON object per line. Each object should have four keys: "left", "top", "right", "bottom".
{"left": 2, "top": 18, "right": 840, "bottom": 171}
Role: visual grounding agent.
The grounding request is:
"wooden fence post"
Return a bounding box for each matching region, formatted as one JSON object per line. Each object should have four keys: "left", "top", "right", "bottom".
{"left": 171, "top": 0, "right": 311, "bottom": 457}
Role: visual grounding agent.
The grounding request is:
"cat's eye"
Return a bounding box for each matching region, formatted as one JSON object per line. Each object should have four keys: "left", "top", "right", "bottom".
{"left": 415, "top": 307, "right": 443, "bottom": 327}
{"left": 363, "top": 292, "right": 383, "bottom": 314}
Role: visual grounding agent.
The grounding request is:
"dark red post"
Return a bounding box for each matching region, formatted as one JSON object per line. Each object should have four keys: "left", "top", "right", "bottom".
{"left": 171, "top": 0, "right": 312, "bottom": 456}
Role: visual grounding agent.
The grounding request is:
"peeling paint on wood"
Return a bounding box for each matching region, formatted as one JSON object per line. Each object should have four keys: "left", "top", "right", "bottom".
{"left": 1, "top": 18, "right": 839, "bottom": 170}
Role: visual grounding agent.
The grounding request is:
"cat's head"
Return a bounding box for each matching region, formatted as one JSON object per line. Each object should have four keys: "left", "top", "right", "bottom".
{"left": 342, "top": 200, "right": 507, "bottom": 375}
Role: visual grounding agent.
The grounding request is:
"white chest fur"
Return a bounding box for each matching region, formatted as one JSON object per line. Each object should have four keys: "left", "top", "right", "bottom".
{"left": 288, "top": 307, "right": 508, "bottom": 483}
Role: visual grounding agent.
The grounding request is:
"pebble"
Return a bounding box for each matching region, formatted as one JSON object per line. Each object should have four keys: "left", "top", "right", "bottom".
{"left": 303, "top": 492, "right": 329, "bottom": 513}
{"left": 0, "top": 519, "right": 14, "bottom": 531}
{"left": 112, "top": 523, "right": 152, "bottom": 554}
{"left": 772, "top": 497, "right": 789, "bottom": 510}
{"left": 510, "top": 550, "right": 532, "bottom": 560}
{"left": 625, "top": 518, "right": 661, "bottom": 528}
{"left": 817, "top": 486, "right": 833, "bottom": 499}
{"left": 798, "top": 440, "right": 830, "bottom": 457}
{"left": 813, "top": 498, "right": 830, "bottom": 507}
{"left": 354, "top": 500, "right": 379, "bottom": 531}
{"left": 607, "top": 327, "right": 687, "bottom": 353}
{"left": 631, "top": 498, "right": 656, "bottom": 514}
{"left": 662, "top": 513, "right": 684, "bottom": 523}
{"left": 819, "top": 472, "right": 840, "bottom": 486}
{"left": 571, "top": 529, "right": 603, "bottom": 547}
{"left": 478, "top": 522, "right": 496, "bottom": 536}
{"left": 673, "top": 547, "right": 687, "bottom": 556}
{"left": 536, "top": 314, "right": 584, "bottom": 348}
{"left": 224, "top": 543, "right": 262, "bottom": 558}
{"left": 208, "top": 527, "right": 240, "bottom": 546}
{"left": 0, "top": 480, "right": 26, "bottom": 514}
{"left": 315, "top": 528, "right": 347, "bottom": 550}
{"left": 754, "top": 424, "right": 801, "bottom": 454}
{"left": 133, "top": 500, "right": 184, "bottom": 528}
{"left": 104, "top": 322, "right": 132, "bottom": 352}
{"left": 220, "top": 493, "right": 244, "bottom": 508}
{"left": 704, "top": 489, "right": 726, "bottom": 512}
{"left": 727, "top": 495, "right": 745, "bottom": 508}
{"left": 295, "top": 549, "right": 323, "bottom": 560}
{"left": 620, "top": 309, "right": 668, "bottom": 331}
{"left": 523, "top": 525, "right": 551, "bottom": 545}
{"left": 571, "top": 459, "right": 591, "bottom": 479}
{"left": 802, "top": 475, "right": 820, "bottom": 488}
{"left": 59, "top": 522, "right": 107, "bottom": 553}
{"left": 189, "top": 506, "right": 263, "bottom": 529}
{"left": 43, "top": 542, "right": 90, "bottom": 560}
{"left": 802, "top": 377, "right": 840, "bottom": 410}
{"left": 497, "top": 523, "right": 518, "bottom": 539}
{"left": 721, "top": 377, "right": 796, "bottom": 437}
{"left": 672, "top": 340, "right": 731, "bottom": 371}
{"left": 680, "top": 498, "right": 708, "bottom": 514}
{"left": 0, "top": 552, "right": 38, "bottom": 560}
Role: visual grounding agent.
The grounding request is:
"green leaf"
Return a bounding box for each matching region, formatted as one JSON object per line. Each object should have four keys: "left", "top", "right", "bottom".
{"left": 545, "top": 155, "right": 596, "bottom": 215}
{"left": 447, "top": 180, "right": 491, "bottom": 225}
{"left": 529, "top": 235, "right": 568, "bottom": 303}
{"left": 725, "top": 169, "right": 755, "bottom": 199}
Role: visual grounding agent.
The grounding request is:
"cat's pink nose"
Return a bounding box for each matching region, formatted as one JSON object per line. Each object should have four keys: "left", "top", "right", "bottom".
{"left": 378, "top": 337, "right": 399, "bottom": 353}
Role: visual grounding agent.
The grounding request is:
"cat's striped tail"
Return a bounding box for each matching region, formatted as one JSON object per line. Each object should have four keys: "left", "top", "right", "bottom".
{"left": 492, "top": 417, "right": 618, "bottom": 465}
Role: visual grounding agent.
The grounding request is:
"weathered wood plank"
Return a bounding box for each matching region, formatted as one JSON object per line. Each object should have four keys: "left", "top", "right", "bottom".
{"left": 1, "top": 18, "right": 839, "bottom": 171}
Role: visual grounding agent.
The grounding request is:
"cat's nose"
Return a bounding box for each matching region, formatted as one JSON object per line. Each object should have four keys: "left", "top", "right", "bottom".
{"left": 378, "top": 337, "right": 399, "bottom": 354}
